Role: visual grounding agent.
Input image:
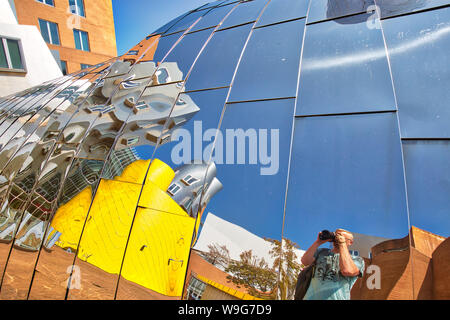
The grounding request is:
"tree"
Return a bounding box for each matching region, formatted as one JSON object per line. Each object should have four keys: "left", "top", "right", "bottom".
{"left": 199, "top": 243, "right": 230, "bottom": 269}
{"left": 266, "top": 237, "right": 302, "bottom": 300}
{"left": 225, "top": 250, "right": 277, "bottom": 299}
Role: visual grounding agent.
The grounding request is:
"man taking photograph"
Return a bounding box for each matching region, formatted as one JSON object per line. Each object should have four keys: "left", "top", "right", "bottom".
{"left": 301, "top": 229, "right": 365, "bottom": 300}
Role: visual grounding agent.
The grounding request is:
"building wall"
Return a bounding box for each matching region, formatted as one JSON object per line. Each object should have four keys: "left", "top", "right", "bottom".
{"left": 201, "top": 285, "right": 239, "bottom": 300}
{"left": 0, "top": 4, "right": 62, "bottom": 96}
{"left": 352, "top": 227, "right": 448, "bottom": 300}
{"left": 0, "top": 0, "right": 17, "bottom": 24}
{"left": 431, "top": 238, "right": 450, "bottom": 299}
{"left": 13, "top": 0, "right": 117, "bottom": 74}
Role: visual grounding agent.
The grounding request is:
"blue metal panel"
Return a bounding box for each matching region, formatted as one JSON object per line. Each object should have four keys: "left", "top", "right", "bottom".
{"left": 296, "top": 13, "right": 395, "bottom": 116}
{"left": 228, "top": 18, "right": 306, "bottom": 102}
{"left": 255, "top": 0, "right": 309, "bottom": 27}
{"left": 383, "top": 6, "right": 450, "bottom": 138}
{"left": 285, "top": 112, "right": 409, "bottom": 248}
{"left": 185, "top": 24, "right": 252, "bottom": 91}
{"left": 403, "top": 140, "right": 450, "bottom": 237}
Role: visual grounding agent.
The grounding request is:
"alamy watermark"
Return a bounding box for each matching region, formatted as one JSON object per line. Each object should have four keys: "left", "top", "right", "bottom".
{"left": 170, "top": 121, "right": 280, "bottom": 176}
{"left": 366, "top": 5, "right": 382, "bottom": 30}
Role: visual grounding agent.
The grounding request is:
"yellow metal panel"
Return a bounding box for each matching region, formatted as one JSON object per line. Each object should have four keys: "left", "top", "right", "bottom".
{"left": 76, "top": 179, "right": 141, "bottom": 274}
{"left": 51, "top": 187, "right": 93, "bottom": 250}
{"left": 121, "top": 208, "right": 195, "bottom": 296}
{"left": 139, "top": 181, "right": 187, "bottom": 215}
{"left": 113, "top": 159, "right": 150, "bottom": 184}
{"left": 145, "top": 158, "right": 175, "bottom": 191}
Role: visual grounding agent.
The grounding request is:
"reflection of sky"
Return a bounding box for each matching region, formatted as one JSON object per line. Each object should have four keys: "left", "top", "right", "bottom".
{"left": 112, "top": 0, "right": 210, "bottom": 55}
{"left": 152, "top": 91, "right": 293, "bottom": 241}
{"left": 135, "top": 145, "right": 154, "bottom": 160}
{"left": 302, "top": 17, "right": 450, "bottom": 71}
{"left": 115, "top": 1, "right": 450, "bottom": 250}
{"left": 284, "top": 113, "right": 410, "bottom": 250}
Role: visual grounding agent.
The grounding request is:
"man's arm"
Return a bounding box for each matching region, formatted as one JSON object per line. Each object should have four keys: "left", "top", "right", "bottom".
{"left": 335, "top": 234, "right": 360, "bottom": 277}
{"left": 301, "top": 232, "right": 329, "bottom": 266}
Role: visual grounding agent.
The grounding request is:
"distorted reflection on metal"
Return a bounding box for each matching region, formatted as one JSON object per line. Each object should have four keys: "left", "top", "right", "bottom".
{"left": 0, "top": 0, "right": 449, "bottom": 301}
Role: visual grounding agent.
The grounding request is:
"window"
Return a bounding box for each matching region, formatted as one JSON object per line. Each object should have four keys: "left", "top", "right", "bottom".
{"left": 37, "top": 0, "right": 55, "bottom": 6}
{"left": 0, "top": 37, "right": 25, "bottom": 71}
{"left": 69, "top": 0, "right": 85, "bottom": 17}
{"left": 181, "top": 175, "right": 198, "bottom": 186}
{"left": 168, "top": 183, "right": 181, "bottom": 196}
{"left": 186, "top": 277, "right": 206, "bottom": 300}
{"left": 181, "top": 197, "right": 193, "bottom": 212}
{"left": 80, "top": 63, "right": 92, "bottom": 70}
{"left": 38, "top": 19, "right": 60, "bottom": 45}
{"left": 73, "top": 29, "right": 90, "bottom": 51}
{"left": 349, "top": 250, "right": 360, "bottom": 257}
{"left": 60, "top": 60, "right": 67, "bottom": 75}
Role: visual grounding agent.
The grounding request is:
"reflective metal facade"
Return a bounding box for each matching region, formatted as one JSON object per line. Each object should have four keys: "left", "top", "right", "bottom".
{"left": 0, "top": 0, "right": 449, "bottom": 300}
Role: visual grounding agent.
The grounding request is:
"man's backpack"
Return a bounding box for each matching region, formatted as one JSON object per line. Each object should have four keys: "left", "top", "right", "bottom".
{"left": 293, "top": 259, "right": 317, "bottom": 300}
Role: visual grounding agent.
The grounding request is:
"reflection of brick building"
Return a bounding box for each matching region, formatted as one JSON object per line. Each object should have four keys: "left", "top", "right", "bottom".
{"left": 351, "top": 226, "right": 449, "bottom": 300}
{"left": 183, "top": 250, "right": 261, "bottom": 301}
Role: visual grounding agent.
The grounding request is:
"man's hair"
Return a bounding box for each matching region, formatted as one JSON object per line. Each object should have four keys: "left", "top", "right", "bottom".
{"left": 336, "top": 229, "right": 354, "bottom": 241}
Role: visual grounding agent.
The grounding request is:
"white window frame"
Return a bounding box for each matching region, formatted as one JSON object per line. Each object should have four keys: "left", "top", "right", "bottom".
{"left": 73, "top": 29, "right": 90, "bottom": 51}
{"left": 39, "top": 19, "right": 60, "bottom": 45}
{"left": 168, "top": 183, "right": 181, "bottom": 196}
{"left": 36, "top": 0, "right": 55, "bottom": 7}
{"left": 181, "top": 175, "right": 198, "bottom": 186}
{"left": 69, "top": 0, "right": 86, "bottom": 17}
{"left": 0, "top": 36, "right": 26, "bottom": 73}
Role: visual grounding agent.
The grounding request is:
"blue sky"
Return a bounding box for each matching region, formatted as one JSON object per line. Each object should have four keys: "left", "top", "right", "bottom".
{"left": 112, "top": 0, "right": 211, "bottom": 55}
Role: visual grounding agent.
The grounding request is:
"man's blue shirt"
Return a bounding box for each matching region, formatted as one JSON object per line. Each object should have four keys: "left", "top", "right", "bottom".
{"left": 303, "top": 248, "right": 365, "bottom": 300}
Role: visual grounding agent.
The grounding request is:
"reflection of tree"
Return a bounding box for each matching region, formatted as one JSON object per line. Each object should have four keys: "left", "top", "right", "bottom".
{"left": 267, "top": 237, "right": 302, "bottom": 300}
{"left": 225, "top": 250, "right": 277, "bottom": 300}
{"left": 200, "top": 237, "right": 302, "bottom": 300}
{"left": 199, "top": 243, "right": 230, "bottom": 269}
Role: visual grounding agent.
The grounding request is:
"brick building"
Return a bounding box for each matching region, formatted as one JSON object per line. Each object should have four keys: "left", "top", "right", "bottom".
{"left": 352, "top": 226, "right": 449, "bottom": 300}
{"left": 13, "top": 0, "right": 117, "bottom": 74}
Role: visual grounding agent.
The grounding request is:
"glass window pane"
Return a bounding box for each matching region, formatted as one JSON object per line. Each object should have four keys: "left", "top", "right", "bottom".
{"left": 81, "top": 31, "right": 89, "bottom": 51}
{"left": 39, "top": 19, "right": 50, "bottom": 43}
{"left": 69, "top": 0, "right": 76, "bottom": 14}
{"left": 49, "top": 22, "right": 60, "bottom": 45}
{"left": 45, "top": 0, "right": 54, "bottom": 5}
{"left": 185, "top": 23, "right": 252, "bottom": 91}
{"left": 73, "top": 30, "right": 81, "bottom": 49}
{"left": 255, "top": 0, "right": 309, "bottom": 27}
{"left": 382, "top": 7, "right": 450, "bottom": 138}
{"left": 228, "top": 18, "right": 305, "bottom": 102}
{"left": 296, "top": 13, "right": 395, "bottom": 116}
{"left": 60, "top": 60, "right": 67, "bottom": 75}
{"left": 0, "top": 40, "right": 8, "bottom": 68}
{"left": 307, "top": 0, "right": 374, "bottom": 24}
{"left": 6, "top": 39, "right": 23, "bottom": 70}
{"left": 76, "top": 0, "right": 85, "bottom": 17}
{"left": 218, "top": 0, "right": 269, "bottom": 30}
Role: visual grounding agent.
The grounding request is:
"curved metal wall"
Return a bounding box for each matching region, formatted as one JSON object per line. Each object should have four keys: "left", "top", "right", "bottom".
{"left": 0, "top": 0, "right": 448, "bottom": 300}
